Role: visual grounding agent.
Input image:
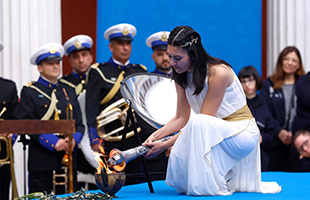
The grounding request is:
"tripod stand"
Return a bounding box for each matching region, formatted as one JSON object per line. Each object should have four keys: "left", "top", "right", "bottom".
{"left": 18, "top": 135, "right": 30, "bottom": 195}
{"left": 119, "top": 100, "right": 154, "bottom": 193}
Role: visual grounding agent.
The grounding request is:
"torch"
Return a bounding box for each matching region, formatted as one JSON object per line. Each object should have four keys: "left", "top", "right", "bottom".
{"left": 107, "top": 135, "right": 172, "bottom": 171}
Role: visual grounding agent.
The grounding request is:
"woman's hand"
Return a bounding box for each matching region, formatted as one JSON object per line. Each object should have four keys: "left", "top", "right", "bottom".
{"left": 278, "top": 129, "right": 292, "bottom": 145}
{"left": 143, "top": 140, "right": 168, "bottom": 159}
{"left": 144, "top": 134, "right": 156, "bottom": 144}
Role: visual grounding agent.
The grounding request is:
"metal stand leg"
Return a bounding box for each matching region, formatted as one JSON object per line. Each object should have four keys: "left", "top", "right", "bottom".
{"left": 120, "top": 101, "right": 154, "bottom": 193}
{"left": 18, "top": 135, "right": 30, "bottom": 195}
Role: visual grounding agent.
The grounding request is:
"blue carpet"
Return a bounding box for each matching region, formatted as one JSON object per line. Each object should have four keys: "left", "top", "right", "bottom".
{"left": 91, "top": 172, "right": 309, "bottom": 199}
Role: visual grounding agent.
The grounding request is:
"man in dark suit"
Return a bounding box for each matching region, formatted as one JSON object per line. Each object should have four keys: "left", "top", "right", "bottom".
{"left": 86, "top": 23, "right": 168, "bottom": 184}
{"left": 0, "top": 41, "right": 19, "bottom": 200}
{"left": 146, "top": 31, "right": 172, "bottom": 76}
{"left": 18, "top": 42, "right": 84, "bottom": 194}
{"left": 61, "top": 35, "right": 93, "bottom": 96}
{"left": 61, "top": 34, "right": 97, "bottom": 190}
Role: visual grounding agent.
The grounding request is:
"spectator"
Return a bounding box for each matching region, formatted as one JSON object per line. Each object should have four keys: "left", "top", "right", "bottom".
{"left": 260, "top": 46, "right": 306, "bottom": 171}
{"left": 238, "top": 65, "right": 277, "bottom": 171}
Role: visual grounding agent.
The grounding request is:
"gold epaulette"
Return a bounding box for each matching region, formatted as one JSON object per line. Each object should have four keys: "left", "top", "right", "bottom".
{"left": 139, "top": 64, "right": 147, "bottom": 71}
{"left": 90, "top": 63, "right": 100, "bottom": 69}
{"left": 24, "top": 81, "right": 35, "bottom": 87}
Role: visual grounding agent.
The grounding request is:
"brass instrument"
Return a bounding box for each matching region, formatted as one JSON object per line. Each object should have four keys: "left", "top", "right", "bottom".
{"left": 0, "top": 106, "right": 19, "bottom": 199}
{"left": 66, "top": 103, "right": 74, "bottom": 193}
{"left": 96, "top": 98, "right": 141, "bottom": 142}
{"left": 0, "top": 136, "right": 19, "bottom": 199}
{"left": 53, "top": 103, "right": 74, "bottom": 194}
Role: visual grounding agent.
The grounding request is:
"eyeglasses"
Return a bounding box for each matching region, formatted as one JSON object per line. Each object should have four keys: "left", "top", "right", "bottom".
{"left": 240, "top": 78, "right": 255, "bottom": 84}
{"left": 298, "top": 139, "right": 309, "bottom": 153}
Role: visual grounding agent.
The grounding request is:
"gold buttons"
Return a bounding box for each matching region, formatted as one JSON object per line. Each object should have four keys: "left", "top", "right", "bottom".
{"left": 44, "top": 104, "right": 47, "bottom": 108}
{"left": 81, "top": 80, "right": 85, "bottom": 84}
{"left": 3, "top": 101, "right": 5, "bottom": 104}
{"left": 46, "top": 140, "right": 49, "bottom": 143}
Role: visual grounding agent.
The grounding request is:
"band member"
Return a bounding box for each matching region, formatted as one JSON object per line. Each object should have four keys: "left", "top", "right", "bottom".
{"left": 18, "top": 42, "right": 84, "bottom": 194}
{"left": 0, "top": 41, "right": 19, "bottom": 200}
{"left": 146, "top": 31, "right": 172, "bottom": 76}
{"left": 86, "top": 23, "right": 168, "bottom": 184}
{"left": 61, "top": 35, "right": 93, "bottom": 96}
{"left": 62, "top": 35, "right": 97, "bottom": 190}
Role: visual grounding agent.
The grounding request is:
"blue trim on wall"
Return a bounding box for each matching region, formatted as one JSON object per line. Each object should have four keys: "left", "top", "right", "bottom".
{"left": 97, "top": 0, "right": 262, "bottom": 75}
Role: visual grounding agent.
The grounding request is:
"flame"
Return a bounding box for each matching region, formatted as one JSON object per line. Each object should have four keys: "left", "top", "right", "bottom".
{"left": 93, "top": 139, "right": 115, "bottom": 174}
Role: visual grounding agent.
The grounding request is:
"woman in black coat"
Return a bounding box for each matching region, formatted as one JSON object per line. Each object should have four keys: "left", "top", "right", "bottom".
{"left": 238, "top": 66, "right": 277, "bottom": 171}
{"left": 260, "top": 46, "right": 305, "bottom": 172}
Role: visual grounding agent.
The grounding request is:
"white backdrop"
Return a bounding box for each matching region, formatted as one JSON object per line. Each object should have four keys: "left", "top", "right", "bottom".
{"left": 0, "top": 0, "right": 62, "bottom": 196}
{"left": 267, "top": 0, "right": 310, "bottom": 76}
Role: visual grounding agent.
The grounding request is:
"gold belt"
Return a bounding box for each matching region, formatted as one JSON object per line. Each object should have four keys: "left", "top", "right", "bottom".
{"left": 222, "top": 105, "right": 253, "bottom": 121}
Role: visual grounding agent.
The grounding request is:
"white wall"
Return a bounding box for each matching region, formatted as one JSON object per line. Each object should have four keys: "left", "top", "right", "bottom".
{"left": 0, "top": 0, "right": 62, "bottom": 196}
{"left": 267, "top": 0, "right": 310, "bottom": 76}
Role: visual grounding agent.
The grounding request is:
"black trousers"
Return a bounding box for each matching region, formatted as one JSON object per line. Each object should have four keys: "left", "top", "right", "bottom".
{"left": 29, "top": 169, "right": 77, "bottom": 195}
{"left": 0, "top": 140, "right": 10, "bottom": 200}
{"left": 0, "top": 164, "right": 10, "bottom": 200}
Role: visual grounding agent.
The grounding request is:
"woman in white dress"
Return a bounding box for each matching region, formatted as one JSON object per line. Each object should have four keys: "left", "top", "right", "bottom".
{"left": 143, "top": 26, "right": 281, "bottom": 196}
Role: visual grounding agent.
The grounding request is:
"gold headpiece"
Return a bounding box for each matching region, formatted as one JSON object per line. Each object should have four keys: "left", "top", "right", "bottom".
{"left": 74, "top": 39, "right": 82, "bottom": 49}
{"left": 181, "top": 37, "right": 198, "bottom": 48}
{"left": 49, "top": 45, "right": 57, "bottom": 54}
{"left": 122, "top": 26, "right": 129, "bottom": 36}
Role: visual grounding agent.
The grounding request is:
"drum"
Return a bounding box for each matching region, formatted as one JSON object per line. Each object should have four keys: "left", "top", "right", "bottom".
{"left": 120, "top": 73, "right": 177, "bottom": 129}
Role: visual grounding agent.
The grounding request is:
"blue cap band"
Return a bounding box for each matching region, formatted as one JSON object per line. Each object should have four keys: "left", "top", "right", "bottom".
{"left": 109, "top": 33, "right": 132, "bottom": 40}
{"left": 66, "top": 43, "right": 91, "bottom": 55}
{"left": 151, "top": 40, "right": 168, "bottom": 48}
{"left": 36, "top": 52, "right": 61, "bottom": 65}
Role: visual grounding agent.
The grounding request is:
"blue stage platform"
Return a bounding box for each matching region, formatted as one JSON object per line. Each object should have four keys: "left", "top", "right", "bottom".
{"left": 92, "top": 172, "right": 309, "bottom": 199}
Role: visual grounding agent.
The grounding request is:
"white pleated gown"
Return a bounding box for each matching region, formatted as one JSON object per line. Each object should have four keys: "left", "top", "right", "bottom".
{"left": 165, "top": 71, "right": 281, "bottom": 196}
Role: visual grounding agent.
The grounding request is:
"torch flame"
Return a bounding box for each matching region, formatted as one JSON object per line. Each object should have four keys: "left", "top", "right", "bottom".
{"left": 93, "top": 139, "right": 115, "bottom": 174}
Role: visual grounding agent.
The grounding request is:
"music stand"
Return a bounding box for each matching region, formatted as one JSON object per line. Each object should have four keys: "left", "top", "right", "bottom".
{"left": 0, "top": 119, "right": 75, "bottom": 196}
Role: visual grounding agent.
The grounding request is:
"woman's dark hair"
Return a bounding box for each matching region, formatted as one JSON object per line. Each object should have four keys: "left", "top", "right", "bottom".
{"left": 168, "top": 26, "right": 231, "bottom": 95}
{"left": 270, "top": 46, "right": 305, "bottom": 89}
{"left": 238, "top": 65, "right": 263, "bottom": 90}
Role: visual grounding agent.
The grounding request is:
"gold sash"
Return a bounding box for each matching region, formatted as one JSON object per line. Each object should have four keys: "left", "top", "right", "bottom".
{"left": 100, "top": 71, "right": 125, "bottom": 105}
{"left": 222, "top": 105, "right": 253, "bottom": 121}
{"left": 59, "top": 78, "right": 84, "bottom": 96}
{"left": 29, "top": 85, "right": 59, "bottom": 120}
